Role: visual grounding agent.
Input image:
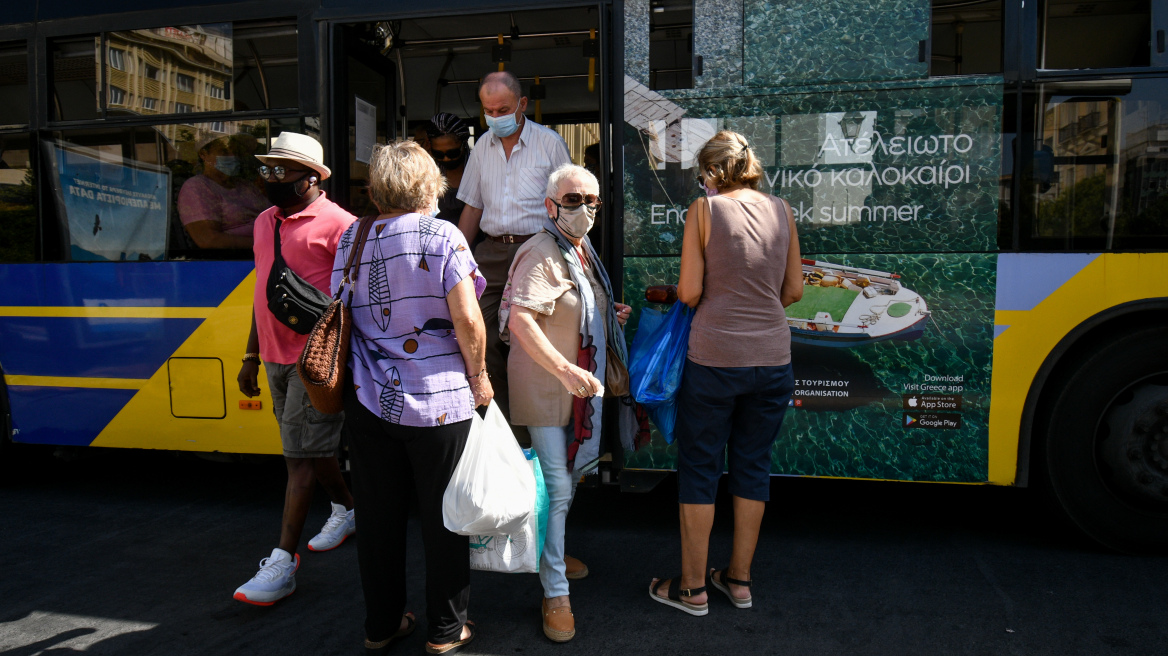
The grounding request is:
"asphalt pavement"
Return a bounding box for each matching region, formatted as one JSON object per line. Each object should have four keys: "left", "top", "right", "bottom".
{"left": 1, "top": 444, "right": 1165, "bottom": 656}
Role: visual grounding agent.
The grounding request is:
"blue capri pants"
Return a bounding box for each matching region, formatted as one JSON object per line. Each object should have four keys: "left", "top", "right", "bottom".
{"left": 675, "top": 359, "right": 794, "bottom": 504}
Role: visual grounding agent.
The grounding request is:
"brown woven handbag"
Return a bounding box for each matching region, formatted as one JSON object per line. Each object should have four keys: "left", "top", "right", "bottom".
{"left": 298, "top": 215, "right": 376, "bottom": 414}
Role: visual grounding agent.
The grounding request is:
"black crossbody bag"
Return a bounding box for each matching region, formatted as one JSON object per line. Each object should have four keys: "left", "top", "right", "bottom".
{"left": 267, "top": 219, "right": 332, "bottom": 335}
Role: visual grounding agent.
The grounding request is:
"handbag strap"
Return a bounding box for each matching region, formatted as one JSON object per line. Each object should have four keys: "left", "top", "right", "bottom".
{"left": 338, "top": 215, "right": 377, "bottom": 304}
{"left": 272, "top": 217, "right": 288, "bottom": 271}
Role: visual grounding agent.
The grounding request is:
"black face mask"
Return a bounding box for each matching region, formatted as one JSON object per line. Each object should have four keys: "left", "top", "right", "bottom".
{"left": 265, "top": 178, "right": 309, "bottom": 208}
{"left": 436, "top": 158, "right": 462, "bottom": 172}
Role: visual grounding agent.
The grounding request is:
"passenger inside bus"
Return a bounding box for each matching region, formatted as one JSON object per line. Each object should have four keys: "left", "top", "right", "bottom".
{"left": 425, "top": 112, "right": 471, "bottom": 225}
{"left": 177, "top": 133, "right": 269, "bottom": 249}
{"left": 337, "top": 9, "right": 604, "bottom": 234}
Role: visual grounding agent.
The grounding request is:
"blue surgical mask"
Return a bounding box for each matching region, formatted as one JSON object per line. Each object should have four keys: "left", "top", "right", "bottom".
{"left": 485, "top": 110, "right": 521, "bottom": 138}
{"left": 214, "top": 155, "right": 241, "bottom": 177}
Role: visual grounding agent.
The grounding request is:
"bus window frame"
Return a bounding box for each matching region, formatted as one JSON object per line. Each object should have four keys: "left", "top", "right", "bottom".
{"left": 317, "top": 1, "right": 622, "bottom": 268}
{"left": 32, "top": 3, "right": 319, "bottom": 132}
{"left": 20, "top": 5, "right": 317, "bottom": 264}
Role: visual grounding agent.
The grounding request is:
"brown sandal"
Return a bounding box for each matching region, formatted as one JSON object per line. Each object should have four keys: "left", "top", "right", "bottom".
{"left": 365, "top": 612, "right": 415, "bottom": 655}
{"left": 424, "top": 620, "right": 476, "bottom": 654}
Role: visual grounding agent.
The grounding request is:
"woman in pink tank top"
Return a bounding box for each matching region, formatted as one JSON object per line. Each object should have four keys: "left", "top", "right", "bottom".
{"left": 650, "top": 131, "right": 803, "bottom": 616}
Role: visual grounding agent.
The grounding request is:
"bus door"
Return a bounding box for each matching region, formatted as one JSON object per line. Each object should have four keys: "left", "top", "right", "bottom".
{"left": 327, "top": 27, "right": 399, "bottom": 216}
{"left": 325, "top": 6, "right": 612, "bottom": 259}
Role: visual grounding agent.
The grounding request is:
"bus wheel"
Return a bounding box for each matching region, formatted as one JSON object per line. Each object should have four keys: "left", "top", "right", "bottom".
{"left": 1043, "top": 326, "right": 1168, "bottom": 554}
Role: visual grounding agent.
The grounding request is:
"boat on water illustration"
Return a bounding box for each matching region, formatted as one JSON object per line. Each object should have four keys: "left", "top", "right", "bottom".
{"left": 786, "top": 259, "right": 930, "bottom": 347}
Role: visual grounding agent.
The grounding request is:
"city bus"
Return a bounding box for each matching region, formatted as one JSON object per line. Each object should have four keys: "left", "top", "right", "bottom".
{"left": 2, "top": 0, "right": 1167, "bottom": 553}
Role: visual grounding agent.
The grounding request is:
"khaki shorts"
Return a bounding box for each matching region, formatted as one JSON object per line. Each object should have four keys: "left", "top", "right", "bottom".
{"left": 265, "top": 362, "right": 344, "bottom": 458}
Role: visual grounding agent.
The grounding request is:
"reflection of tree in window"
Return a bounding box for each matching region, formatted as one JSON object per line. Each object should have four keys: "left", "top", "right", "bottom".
{"left": 0, "top": 139, "right": 36, "bottom": 262}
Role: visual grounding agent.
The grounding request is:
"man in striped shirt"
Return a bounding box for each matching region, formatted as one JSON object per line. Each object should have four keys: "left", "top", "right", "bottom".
{"left": 457, "top": 71, "right": 572, "bottom": 436}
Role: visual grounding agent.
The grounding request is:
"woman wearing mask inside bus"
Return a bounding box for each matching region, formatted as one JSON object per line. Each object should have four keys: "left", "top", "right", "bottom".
{"left": 177, "top": 133, "right": 269, "bottom": 249}
{"left": 649, "top": 130, "right": 803, "bottom": 616}
{"left": 426, "top": 113, "right": 472, "bottom": 226}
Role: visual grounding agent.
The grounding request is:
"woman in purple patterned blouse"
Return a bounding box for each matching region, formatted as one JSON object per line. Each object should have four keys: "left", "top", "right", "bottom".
{"left": 332, "top": 140, "right": 490, "bottom": 655}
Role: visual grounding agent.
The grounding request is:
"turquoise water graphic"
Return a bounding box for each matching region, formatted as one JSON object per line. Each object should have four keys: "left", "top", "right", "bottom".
{"left": 622, "top": 252, "right": 994, "bottom": 483}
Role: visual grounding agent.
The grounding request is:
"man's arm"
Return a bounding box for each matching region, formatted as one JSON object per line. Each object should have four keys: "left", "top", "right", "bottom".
{"left": 457, "top": 204, "right": 484, "bottom": 245}
{"left": 236, "top": 309, "right": 262, "bottom": 397}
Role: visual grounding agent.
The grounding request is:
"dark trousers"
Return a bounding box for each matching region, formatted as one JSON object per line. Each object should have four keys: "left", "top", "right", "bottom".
{"left": 343, "top": 381, "right": 471, "bottom": 645}
{"left": 676, "top": 360, "right": 794, "bottom": 505}
{"left": 473, "top": 237, "right": 530, "bottom": 444}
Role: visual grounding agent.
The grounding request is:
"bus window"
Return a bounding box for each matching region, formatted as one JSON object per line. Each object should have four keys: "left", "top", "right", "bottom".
{"left": 930, "top": 0, "right": 1003, "bottom": 76}
{"left": 234, "top": 19, "right": 298, "bottom": 111}
{"left": 103, "top": 25, "right": 232, "bottom": 119}
{"left": 1039, "top": 0, "right": 1152, "bottom": 70}
{"left": 43, "top": 121, "right": 275, "bottom": 262}
{"left": 0, "top": 133, "right": 35, "bottom": 262}
{"left": 0, "top": 42, "right": 29, "bottom": 126}
{"left": 50, "top": 36, "right": 100, "bottom": 122}
{"left": 1025, "top": 77, "right": 1168, "bottom": 250}
{"left": 649, "top": 0, "right": 693, "bottom": 90}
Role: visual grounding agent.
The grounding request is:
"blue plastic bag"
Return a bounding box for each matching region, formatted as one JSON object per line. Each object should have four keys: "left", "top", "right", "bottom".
{"left": 629, "top": 301, "right": 694, "bottom": 444}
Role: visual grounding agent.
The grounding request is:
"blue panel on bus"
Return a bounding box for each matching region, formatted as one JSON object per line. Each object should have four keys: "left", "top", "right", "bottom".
{"left": 7, "top": 386, "right": 137, "bottom": 447}
{"left": 0, "top": 265, "right": 45, "bottom": 304}
{"left": 0, "top": 261, "right": 253, "bottom": 307}
{"left": 0, "top": 317, "right": 204, "bottom": 379}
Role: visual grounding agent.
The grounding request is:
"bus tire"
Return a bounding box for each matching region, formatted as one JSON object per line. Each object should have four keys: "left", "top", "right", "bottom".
{"left": 1042, "top": 325, "right": 1168, "bottom": 554}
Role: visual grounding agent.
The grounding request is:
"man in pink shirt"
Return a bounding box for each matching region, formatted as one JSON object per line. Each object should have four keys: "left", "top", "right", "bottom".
{"left": 233, "top": 132, "right": 358, "bottom": 606}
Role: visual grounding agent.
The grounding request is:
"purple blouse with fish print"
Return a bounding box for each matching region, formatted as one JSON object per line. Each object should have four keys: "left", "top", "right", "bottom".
{"left": 331, "top": 212, "right": 486, "bottom": 427}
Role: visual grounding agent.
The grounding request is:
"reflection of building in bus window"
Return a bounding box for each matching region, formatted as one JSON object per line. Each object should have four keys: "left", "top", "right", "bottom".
{"left": 177, "top": 133, "right": 270, "bottom": 249}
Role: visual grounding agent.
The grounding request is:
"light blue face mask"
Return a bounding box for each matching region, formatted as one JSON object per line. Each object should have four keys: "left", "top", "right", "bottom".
{"left": 484, "top": 110, "right": 521, "bottom": 138}
{"left": 214, "top": 155, "right": 241, "bottom": 177}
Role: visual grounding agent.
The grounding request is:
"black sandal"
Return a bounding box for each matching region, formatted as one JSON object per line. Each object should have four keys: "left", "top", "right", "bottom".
{"left": 649, "top": 577, "right": 709, "bottom": 616}
{"left": 365, "top": 612, "right": 416, "bottom": 654}
{"left": 708, "top": 568, "right": 753, "bottom": 609}
{"left": 424, "top": 620, "right": 476, "bottom": 654}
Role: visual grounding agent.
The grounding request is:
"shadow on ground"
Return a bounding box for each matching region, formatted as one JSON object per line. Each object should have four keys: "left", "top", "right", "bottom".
{"left": 0, "top": 444, "right": 1162, "bottom": 655}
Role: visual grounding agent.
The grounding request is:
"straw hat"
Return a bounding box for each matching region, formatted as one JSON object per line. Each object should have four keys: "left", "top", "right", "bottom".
{"left": 255, "top": 131, "right": 332, "bottom": 180}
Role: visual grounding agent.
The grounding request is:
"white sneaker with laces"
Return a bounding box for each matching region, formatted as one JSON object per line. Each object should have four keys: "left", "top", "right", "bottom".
{"left": 233, "top": 548, "right": 298, "bottom": 606}
{"left": 307, "top": 502, "right": 355, "bottom": 552}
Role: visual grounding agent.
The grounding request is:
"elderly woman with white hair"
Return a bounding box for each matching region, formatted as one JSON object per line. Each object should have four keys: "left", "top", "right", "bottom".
{"left": 501, "top": 163, "right": 632, "bottom": 643}
{"left": 335, "top": 140, "right": 491, "bottom": 655}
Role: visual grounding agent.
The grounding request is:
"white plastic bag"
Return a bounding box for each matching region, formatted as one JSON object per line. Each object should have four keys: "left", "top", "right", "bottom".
{"left": 442, "top": 401, "right": 535, "bottom": 536}
{"left": 469, "top": 449, "right": 549, "bottom": 574}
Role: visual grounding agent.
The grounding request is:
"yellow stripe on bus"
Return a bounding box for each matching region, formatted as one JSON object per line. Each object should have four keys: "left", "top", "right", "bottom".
{"left": 0, "top": 306, "right": 215, "bottom": 319}
{"left": 5, "top": 375, "right": 147, "bottom": 390}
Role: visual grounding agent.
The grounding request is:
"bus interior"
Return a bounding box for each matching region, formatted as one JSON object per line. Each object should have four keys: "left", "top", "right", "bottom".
{"left": 332, "top": 7, "right": 608, "bottom": 224}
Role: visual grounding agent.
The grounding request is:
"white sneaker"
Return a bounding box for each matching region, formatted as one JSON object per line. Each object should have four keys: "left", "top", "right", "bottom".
{"left": 307, "top": 502, "right": 355, "bottom": 552}
{"left": 233, "top": 548, "right": 298, "bottom": 606}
